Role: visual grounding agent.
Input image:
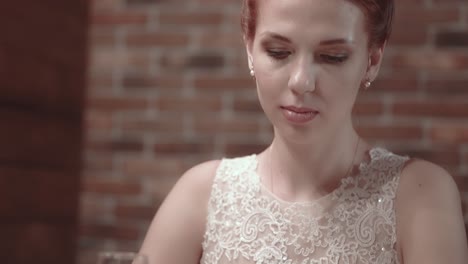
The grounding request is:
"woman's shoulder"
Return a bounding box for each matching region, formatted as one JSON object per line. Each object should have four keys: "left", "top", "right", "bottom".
{"left": 177, "top": 159, "right": 222, "bottom": 195}
{"left": 177, "top": 154, "right": 257, "bottom": 193}
{"left": 395, "top": 158, "right": 461, "bottom": 229}
{"left": 397, "top": 158, "right": 459, "bottom": 200}
{"left": 392, "top": 157, "right": 460, "bottom": 210}
{"left": 138, "top": 159, "right": 223, "bottom": 263}
{"left": 395, "top": 159, "right": 468, "bottom": 263}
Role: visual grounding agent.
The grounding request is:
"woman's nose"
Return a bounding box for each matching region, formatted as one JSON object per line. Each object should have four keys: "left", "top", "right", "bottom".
{"left": 288, "top": 58, "right": 315, "bottom": 95}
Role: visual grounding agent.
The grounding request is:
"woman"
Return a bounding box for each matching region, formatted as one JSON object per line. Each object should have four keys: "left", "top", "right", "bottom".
{"left": 139, "top": 0, "right": 468, "bottom": 263}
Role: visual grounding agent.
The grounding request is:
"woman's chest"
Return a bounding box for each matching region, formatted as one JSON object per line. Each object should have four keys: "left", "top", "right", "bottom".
{"left": 203, "top": 193, "right": 398, "bottom": 264}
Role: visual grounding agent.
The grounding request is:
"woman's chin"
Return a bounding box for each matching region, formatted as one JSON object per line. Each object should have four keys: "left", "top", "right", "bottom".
{"left": 272, "top": 123, "right": 325, "bottom": 145}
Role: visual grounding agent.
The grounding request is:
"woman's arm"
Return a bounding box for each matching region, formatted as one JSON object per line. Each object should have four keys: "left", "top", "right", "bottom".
{"left": 138, "top": 160, "right": 220, "bottom": 264}
{"left": 396, "top": 159, "right": 468, "bottom": 264}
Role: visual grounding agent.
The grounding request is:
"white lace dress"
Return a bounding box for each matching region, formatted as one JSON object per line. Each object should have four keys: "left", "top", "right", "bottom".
{"left": 201, "top": 147, "right": 410, "bottom": 264}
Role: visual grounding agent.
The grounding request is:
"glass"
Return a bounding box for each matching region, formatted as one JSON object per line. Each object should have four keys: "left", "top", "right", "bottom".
{"left": 97, "top": 251, "right": 148, "bottom": 264}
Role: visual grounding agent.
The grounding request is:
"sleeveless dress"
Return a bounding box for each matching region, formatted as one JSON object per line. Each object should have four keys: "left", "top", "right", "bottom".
{"left": 201, "top": 147, "right": 410, "bottom": 264}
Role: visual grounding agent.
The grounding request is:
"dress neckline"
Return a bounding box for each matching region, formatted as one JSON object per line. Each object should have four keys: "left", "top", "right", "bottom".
{"left": 250, "top": 146, "right": 387, "bottom": 206}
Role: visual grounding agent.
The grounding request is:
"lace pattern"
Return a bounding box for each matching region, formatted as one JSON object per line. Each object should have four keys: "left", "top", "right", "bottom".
{"left": 201, "top": 148, "right": 410, "bottom": 264}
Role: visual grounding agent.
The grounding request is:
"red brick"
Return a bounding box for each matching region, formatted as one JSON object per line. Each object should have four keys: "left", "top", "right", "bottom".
{"left": 391, "top": 5, "right": 438, "bottom": 46}
{"left": 122, "top": 157, "right": 185, "bottom": 176}
{"left": 395, "top": 6, "right": 460, "bottom": 25}
{"left": 83, "top": 179, "right": 141, "bottom": 195}
{"left": 121, "top": 117, "right": 183, "bottom": 133}
{"left": 122, "top": 52, "right": 151, "bottom": 73}
{"left": 424, "top": 78, "right": 468, "bottom": 95}
{"left": 88, "top": 75, "right": 113, "bottom": 91}
{"left": 370, "top": 74, "right": 419, "bottom": 93}
{"left": 80, "top": 224, "right": 140, "bottom": 241}
{"left": 126, "top": 0, "right": 185, "bottom": 5}
{"left": 158, "top": 52, "right": 188, "bottom": 70}
{"left": 197, "top": 31, "right": 244, "bottom": 49}
{"left": 86, "top": 138, "right": 144, "bottom": 153}
{"left": 194, "top": 118, "right": 260, "bottom": 134}
{"left": 156, "top": 96, "right": 222, "bottom": 112}
{"left": 431, "top": 123, "right": 468, "bottom": 143}
{"left": 115, "top": 204, "right": 157, "bottom": 219}
{"left": 85, "top": 110, "right": 113, "bottom": 131}
{"left": 154, "top": 142, "right": 214, "bottom": 155}
{"left": 159, "top": 52, "right": 225, "bottom": 70}
{"left": 392, "top": 100, "right": 468, "bottom": 118}
{"left": 225, "top": 143, "right": 268, "bottom": 157}
{"left": 91, "top": 50, "right": 149, "bottom": 73}
{"left": 89, "top": 30, "right": 115, "bottom": 48}
{"left": 391, "top": 5, "right": 459, "bottom": 46}
{"left": 93, "top": 0, "right": 121, "bottom": 10}
{"left": 435, "top": 30, "right": 468, "bottom": 47}
{"left": 394, "top": 0, "right": 425, "bottom": 5}
{"left": 89, "top": 50, "right": 125, "bottom": 73}
{"left": 390, "top": 50, "right": 468, "bottom": 71}
{"left": 232, "top": 49, "right": 256, "bottom": 72}
{"left": 233, "top": 98, "right": 264, "bottom": 113}
{"left": 389, "top": 26, "right": 427, "bottom": 46}
{"left": 88, "top": 96, "right": 148, "bottom": 112}
{"left": 150, "top": 175, "right": 181, "bottom": 200}
{"left": 195, "top": 0, "right": 238, "bottom": 4}
{"left": 82, "top": 155, "right": 114, "bottom": 173}
{"left": 159, "top": 11, "right": 223, "bottom": 26}
{"left": 194, "top": 76, "right": 254, "bottom": 91}
{"left": 186, "top": 53, "right": 225, "bottom": 70}
{"left": 126, "top": 32, "right": 189, "bottom": 47}
{"left": 394, "top": 147, "right": 460, "bottom": 167}
{"left": 352, "top": 100, "right": 385, "bottom": 116}
{"left": 91, "top": 12, "right": 147, "bottom": 25}
{"left": 357, "top": 125, "right": 423, "bottom": 140}
{"left": 432, "top": 0, "right": 467, "bottom": 5}
{"left": 463, "top": 151, "right": 468, "bottom": 165}
{"left": 123, "top": 74, "right": 183, "bottom": 90}
{"left": 79, "top": 195, "right": 112, "bottom": 222}
{"left": 77, "top": 249, "right": 104, "bottom": 264}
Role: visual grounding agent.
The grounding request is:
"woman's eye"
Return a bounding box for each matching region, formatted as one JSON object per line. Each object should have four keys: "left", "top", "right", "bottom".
{"left": 266, "top": 49, "right": 291, "bottom": 60}
{"left": 319, "top": 54, "right": 348, "bottom": 64}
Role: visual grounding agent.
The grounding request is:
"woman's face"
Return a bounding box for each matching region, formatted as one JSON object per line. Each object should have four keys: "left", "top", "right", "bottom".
{"left": 246, "top": 0, "right": 383, "bottom": 143}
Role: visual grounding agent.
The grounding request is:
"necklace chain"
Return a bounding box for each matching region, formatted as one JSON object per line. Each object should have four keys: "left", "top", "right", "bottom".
{"left": 268, "top": 137, "right": 360, "bottom": 200}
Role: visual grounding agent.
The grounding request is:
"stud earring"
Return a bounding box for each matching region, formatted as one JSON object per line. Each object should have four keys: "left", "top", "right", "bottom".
{"left": 364, "top": 80, "right": 371, "bottom": 89}
{"left": 249, "top": 68, "right": 255, "bottom": 77}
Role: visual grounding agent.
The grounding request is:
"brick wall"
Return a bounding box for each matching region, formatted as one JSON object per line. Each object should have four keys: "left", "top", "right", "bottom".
{"left": 0, "top": 1, "right": 89, "bottom": 263}
{"left": 79, "top": 0, "right": 468, "bottom": 262}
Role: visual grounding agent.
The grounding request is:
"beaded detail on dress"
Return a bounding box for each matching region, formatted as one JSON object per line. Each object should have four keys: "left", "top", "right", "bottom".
{"left": 201, "top": 147, "right": 410, "bottom": 264}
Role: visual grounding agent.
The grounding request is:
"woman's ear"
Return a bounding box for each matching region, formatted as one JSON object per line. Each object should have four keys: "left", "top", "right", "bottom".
{"left": 366, "top": 42, "right": 386, "bottom": 82}
{"left": 244, "top": 36, "right": 254, "bottom": 75}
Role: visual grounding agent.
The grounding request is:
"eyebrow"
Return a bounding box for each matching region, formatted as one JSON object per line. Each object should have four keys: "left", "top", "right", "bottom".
{"left": 260, "top": 32, "right": 292, "bottom": 43}
{"left": 319, "top": 38, "right": 355, "bottom": 45}
{"left": 260, "top": 31, "right": 354, "bottom": 45}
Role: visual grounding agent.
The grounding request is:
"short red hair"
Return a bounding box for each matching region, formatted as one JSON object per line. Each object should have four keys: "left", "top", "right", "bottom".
{"left": 241, "top": 0, "right": 394, "bottom": 48}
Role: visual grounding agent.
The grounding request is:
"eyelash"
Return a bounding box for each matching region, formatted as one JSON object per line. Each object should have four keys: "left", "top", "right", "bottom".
{"left": 266, "top": 50, "right": 291, "bottom": 60}
{"left": 319, "top": 54, "right": 349, "bottom": 64}
{"left": 265, "top": 49, "right": 348, "bottom": 64}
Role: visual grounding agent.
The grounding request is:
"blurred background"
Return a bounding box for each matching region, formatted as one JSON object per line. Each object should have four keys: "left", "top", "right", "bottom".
{"left": 1, "top": 0, "right": 467, "bottom": 263}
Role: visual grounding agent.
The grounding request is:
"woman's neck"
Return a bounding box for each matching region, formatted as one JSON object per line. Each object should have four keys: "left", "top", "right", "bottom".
{"left": 259, "top": 126, "right": 370, "bottom": 202}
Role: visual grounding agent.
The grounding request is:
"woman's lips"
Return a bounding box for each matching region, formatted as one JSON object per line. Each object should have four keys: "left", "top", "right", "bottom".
{"left": 281, "top": 106, "right": 319, "bottom": 124}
